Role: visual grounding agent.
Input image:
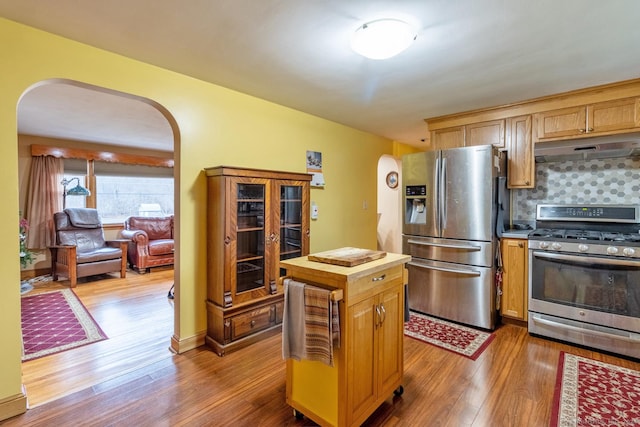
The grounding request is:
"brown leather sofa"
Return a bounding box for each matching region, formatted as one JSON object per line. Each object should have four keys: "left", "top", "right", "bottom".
{"left": 50, "top": 208, "right": 128, "bottom": 287}
{"left": 120, "top": 216, "right": 174, "bottom": 273}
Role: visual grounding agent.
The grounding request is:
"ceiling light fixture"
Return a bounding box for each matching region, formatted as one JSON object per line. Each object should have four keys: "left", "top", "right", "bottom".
{"left": 351, "top": 19, "right": 417, "bottom": 60}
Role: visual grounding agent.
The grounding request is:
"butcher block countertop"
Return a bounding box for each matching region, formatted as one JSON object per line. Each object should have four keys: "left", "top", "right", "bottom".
{"left": 307, "top": 247, "right": 387, "bottom": 267}
{"left": 280, "top": 249, "right": 411, "bottom": 305}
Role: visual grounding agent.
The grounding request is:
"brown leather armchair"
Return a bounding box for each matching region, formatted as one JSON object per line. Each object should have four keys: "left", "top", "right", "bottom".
{"left": 120, "top": 216, "right": 174, "bottom": 273}
{"left": 50, "top": 208, "right": 128, "bottom": 288}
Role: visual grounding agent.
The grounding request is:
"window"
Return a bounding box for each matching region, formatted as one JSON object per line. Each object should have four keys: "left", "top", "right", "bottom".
{"left": 96, "top": 175, "right": 174, "bottom": 223}
{"left": 95, "top": 162, "right": 174, "bottom": 224}
{"left": 63, "top": 159, "right": 174, "bottom": 224}
{"left": 63, "top": 159, "right": 88, "bottom": 209}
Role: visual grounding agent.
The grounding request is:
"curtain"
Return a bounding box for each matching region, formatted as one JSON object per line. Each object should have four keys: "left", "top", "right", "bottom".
{"left": 25, "top": 156, "right": 64, "bottom": 249}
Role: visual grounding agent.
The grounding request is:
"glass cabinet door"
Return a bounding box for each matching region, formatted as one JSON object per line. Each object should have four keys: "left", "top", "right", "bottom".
{"left": 233, "top": 179, "right": 269, "bottom": 296}
{"left": 276, "top": 180, "right": 309, "bottom": 277}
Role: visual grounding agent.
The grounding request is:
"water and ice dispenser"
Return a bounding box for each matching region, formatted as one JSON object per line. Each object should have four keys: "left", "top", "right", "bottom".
{"left": 405, "top": 185, "right": 427, "bottom": 225}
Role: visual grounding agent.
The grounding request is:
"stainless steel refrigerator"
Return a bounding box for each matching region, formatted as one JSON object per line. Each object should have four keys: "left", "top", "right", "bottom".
{"left": 402, "top": 145, "right": 508, "bottom": 330}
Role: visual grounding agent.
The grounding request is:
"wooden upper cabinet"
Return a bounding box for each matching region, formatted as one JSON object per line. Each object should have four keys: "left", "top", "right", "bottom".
{"left": 431, "top": 120, "right": 505, "bottom": 150}
{"left": 431, "top": 126, "right": 464, "bottom": 150}
{"left": 466, "top": 119, "right": 505, "bottom": 148}
{"left": 507, "top": 115, "right": 534, "bottom": 189}
{"left": 589, "top": 97, "right": 640, "bottom": 133}
{"left": 535, "top": 97, "right": 640, "bottom": 141}
{"left": 535, "top": 106, "right": 586, "bottom": 139}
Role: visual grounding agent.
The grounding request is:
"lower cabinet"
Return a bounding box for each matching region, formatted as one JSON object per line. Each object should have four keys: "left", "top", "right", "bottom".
{"left": 205, "top": 294, "right": 284, "bottom": 355}
{"left": 281, "top": 252, "right": 410, "bottom": 427}
{"left": 347, "top": 286, "right": 403, "bottom": 424}
{"left": 500, "top": 238, "right": 528, "bottom": 321}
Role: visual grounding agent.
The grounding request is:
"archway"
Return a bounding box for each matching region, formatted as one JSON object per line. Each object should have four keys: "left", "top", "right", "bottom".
{"left": 16, "top": 79, "right": 180, "bottom": 405}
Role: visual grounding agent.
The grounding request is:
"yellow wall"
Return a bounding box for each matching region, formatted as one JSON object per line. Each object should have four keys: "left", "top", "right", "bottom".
{"left": 393, "top": 140, "right": 424, "bottom": 157}
{"left": 0, "top": 17, "right": 394, "bottom": 414}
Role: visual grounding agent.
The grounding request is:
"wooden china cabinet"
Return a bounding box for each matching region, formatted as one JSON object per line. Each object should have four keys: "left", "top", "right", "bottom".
{"left": 204, "top": 166, "right": 311, "bottom": 356}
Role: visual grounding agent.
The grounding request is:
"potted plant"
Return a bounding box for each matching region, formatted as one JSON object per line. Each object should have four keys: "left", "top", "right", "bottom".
{"left": 20, "top": 216, "right": 35, "bottom": 294}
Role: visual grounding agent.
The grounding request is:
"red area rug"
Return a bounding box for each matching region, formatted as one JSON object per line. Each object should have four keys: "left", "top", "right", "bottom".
{"left": 21, "top": 289, "right": 107, "bottom": 361}
{"left": 551, "top": 352, "right": 640, "bottom": 427}
{"left": 404, "top": 311, "right": 495, "bottom": 360}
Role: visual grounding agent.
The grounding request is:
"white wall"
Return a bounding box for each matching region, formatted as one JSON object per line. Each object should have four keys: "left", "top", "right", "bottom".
{"left": 377, "top": 155, "right": 402, "bottom": 253}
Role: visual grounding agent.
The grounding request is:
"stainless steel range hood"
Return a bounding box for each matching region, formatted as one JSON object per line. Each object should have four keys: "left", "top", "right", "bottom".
{"left": 534, "top": 133, "right": 640, "bottom": 163}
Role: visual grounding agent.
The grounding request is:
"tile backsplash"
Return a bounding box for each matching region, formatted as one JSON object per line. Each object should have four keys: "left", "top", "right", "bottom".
{"left": 513, "top": 157, "right": 640, "bottom": 220}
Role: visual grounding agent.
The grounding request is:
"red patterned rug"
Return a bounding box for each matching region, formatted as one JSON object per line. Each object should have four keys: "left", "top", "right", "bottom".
{"left": 551, "top": 352, "right": 640, "bottom": 427}
{"left": 21, "top": 289, "right": 107, "bottom": 361}
{"left": 404, "top": 311, "right": 495, "bottom": 360}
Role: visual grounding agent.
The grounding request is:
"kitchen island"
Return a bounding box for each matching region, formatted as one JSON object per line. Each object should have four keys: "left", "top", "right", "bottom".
{"left": 281, "top": 250, "right": 410, "bottom": 427}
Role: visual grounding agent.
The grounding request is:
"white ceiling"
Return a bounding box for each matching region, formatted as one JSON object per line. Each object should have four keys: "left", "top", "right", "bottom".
{"left": 2, "top": 0, "right": 640, "bottom": 151}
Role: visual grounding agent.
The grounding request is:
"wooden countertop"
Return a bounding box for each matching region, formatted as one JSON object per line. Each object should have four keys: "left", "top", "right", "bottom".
{"left": 280, "top": 251, "right": 411, "bottom": 281}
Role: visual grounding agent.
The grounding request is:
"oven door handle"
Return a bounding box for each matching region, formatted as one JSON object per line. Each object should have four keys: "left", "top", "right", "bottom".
{"left": 407, "top": 261, "right": 481, "bottom": 277}
{"left": 532, "top": 251, "right": 640, "bottom": 268}
{"left": 531, "top": 314, "right": 640, "bottom": 343}
{"left": 407, "top": 239, "right": 482, "bottom": 251}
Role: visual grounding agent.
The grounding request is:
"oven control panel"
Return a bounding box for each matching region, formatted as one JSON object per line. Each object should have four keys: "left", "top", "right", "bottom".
{"left": 537, "top": 205, "right": 640, "bottom": 223}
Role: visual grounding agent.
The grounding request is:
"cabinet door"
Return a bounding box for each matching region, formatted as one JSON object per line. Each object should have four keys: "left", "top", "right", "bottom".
{"left": 535, "top": 106, "right": 587, "bottom": 139}
{"left": 273, "top": 180, "right": 310, "bottom": 282}
{"left": 466, "top": 119, "right": 505, "bottom": 148}
{"left": 229, "top": 177, "right": 272, "bottom": 304}
{"left": 347, "top": 298, "right": 377, "bottom": 424}
{"left": 589, "top": 97, "right": 640, "bottom": 133}
{"left": 377, "top": 286, "right": 403, "bottom": 394}
{"left": 507, "top": 115, "right": 534, "bottom": 189}
{"left": 500, "top": 239, "right": 528, "bottom": 320}
{"left": 432, "top": 127, "right": 464, "bottom": 150}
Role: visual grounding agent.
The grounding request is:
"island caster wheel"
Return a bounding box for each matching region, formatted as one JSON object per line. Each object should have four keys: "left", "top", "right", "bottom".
{"left": 293, "top": 409, "right": 304, "bottom": 420}
{"left": 393, "top": 385, "right": 404, "bottom": 396}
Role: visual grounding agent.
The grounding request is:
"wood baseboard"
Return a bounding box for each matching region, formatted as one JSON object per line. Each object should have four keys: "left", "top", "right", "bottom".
{"left": 170, "top": 331, "right": 206, "bottom": 354}
{"left": 20, "top": 267, "right": 51, "bottom": 281}
{"left": 0, "top": 385, "right": 27, "bottom": 422}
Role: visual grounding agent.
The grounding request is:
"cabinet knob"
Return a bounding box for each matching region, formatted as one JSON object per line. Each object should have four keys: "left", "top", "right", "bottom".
{"left": 372, "top": 274, "right": 386, "bottom": 282}
{"left": 578, "top": 128, "right": 586, "bottom": 133}
{"left": 518, "top": 242, "right": 524, "bottom": 248}
{"left": 587, "top": 127, "right": 594, "bottom": 132}
{"left": 525, "top": 181, "right": 530, "bottom": 185}
{"left": 250, "top": 320, "right": 256, "bottom": 327}
{"left": 224, "top": 236, "right": 231, "bottom": 245}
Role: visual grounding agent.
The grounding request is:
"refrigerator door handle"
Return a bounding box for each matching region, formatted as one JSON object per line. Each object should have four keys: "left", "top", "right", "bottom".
{"left": 407, "top": 261, "right": 482, "bottom": 277}
{"left": 440, "top": 156, "right": 447, "bottom": 232}
{"left": 406, "top": 239, "right": 482, "bottom": 251}
{"left": 435, "top": 154, "right": 441, "bottom": 235}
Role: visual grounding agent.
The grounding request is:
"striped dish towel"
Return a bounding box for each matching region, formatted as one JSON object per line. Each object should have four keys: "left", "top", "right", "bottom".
{"left": 304, "top": 285, "right": 340, "bottom": 366}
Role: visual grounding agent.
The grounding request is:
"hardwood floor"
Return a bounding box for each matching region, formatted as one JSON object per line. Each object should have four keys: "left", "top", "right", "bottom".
{"left": 19, "top": 268, "right": 176, "bottom": 408}
{"left": 10, "top": 272, "right": 640, "bottom": 426}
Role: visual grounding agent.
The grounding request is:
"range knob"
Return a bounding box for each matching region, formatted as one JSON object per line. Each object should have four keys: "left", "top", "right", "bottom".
{"left": 607, "top": 246, "right": 619, "bottom": 255}
{"left": 551, "top": 242, "right": 562, "bottom": 251}
{"left": 578, "top": 244, "right": 589, "bottom": 252}
{"left": 539, "top": 241, "right": 549, "bottom": 249}
{"left": 623, "top": 247, "right": 636, "bottom": 257}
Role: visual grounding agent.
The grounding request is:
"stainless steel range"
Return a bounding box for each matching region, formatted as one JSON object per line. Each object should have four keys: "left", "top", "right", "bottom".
{"left": 528, "top": 204, "right": 640, "bottom": 359}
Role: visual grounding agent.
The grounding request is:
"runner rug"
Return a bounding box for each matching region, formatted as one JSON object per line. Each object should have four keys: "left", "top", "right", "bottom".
{"left": 404, "top": 311, "right": 495, "bottom": 360}
{"left": 21, "top": 289, "right": 107, "bottom": 361}
{"left": 550, "top": 352, "right": 640, "bottom": 427}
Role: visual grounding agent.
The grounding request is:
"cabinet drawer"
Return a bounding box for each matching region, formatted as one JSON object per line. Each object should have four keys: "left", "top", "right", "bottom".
{"left": 231, "top": 305, "right": 274, "bottom": 340}
{"left": 348, "top": 266, "right": 403, "bottom": 303}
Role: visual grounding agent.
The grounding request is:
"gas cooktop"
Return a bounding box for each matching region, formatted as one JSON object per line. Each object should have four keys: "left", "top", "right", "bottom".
{"left": 528, "top": 204, "right": 640, "bottom": 256}
{"left": 529, "top": 228, "right": 640, "bottom": 244}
